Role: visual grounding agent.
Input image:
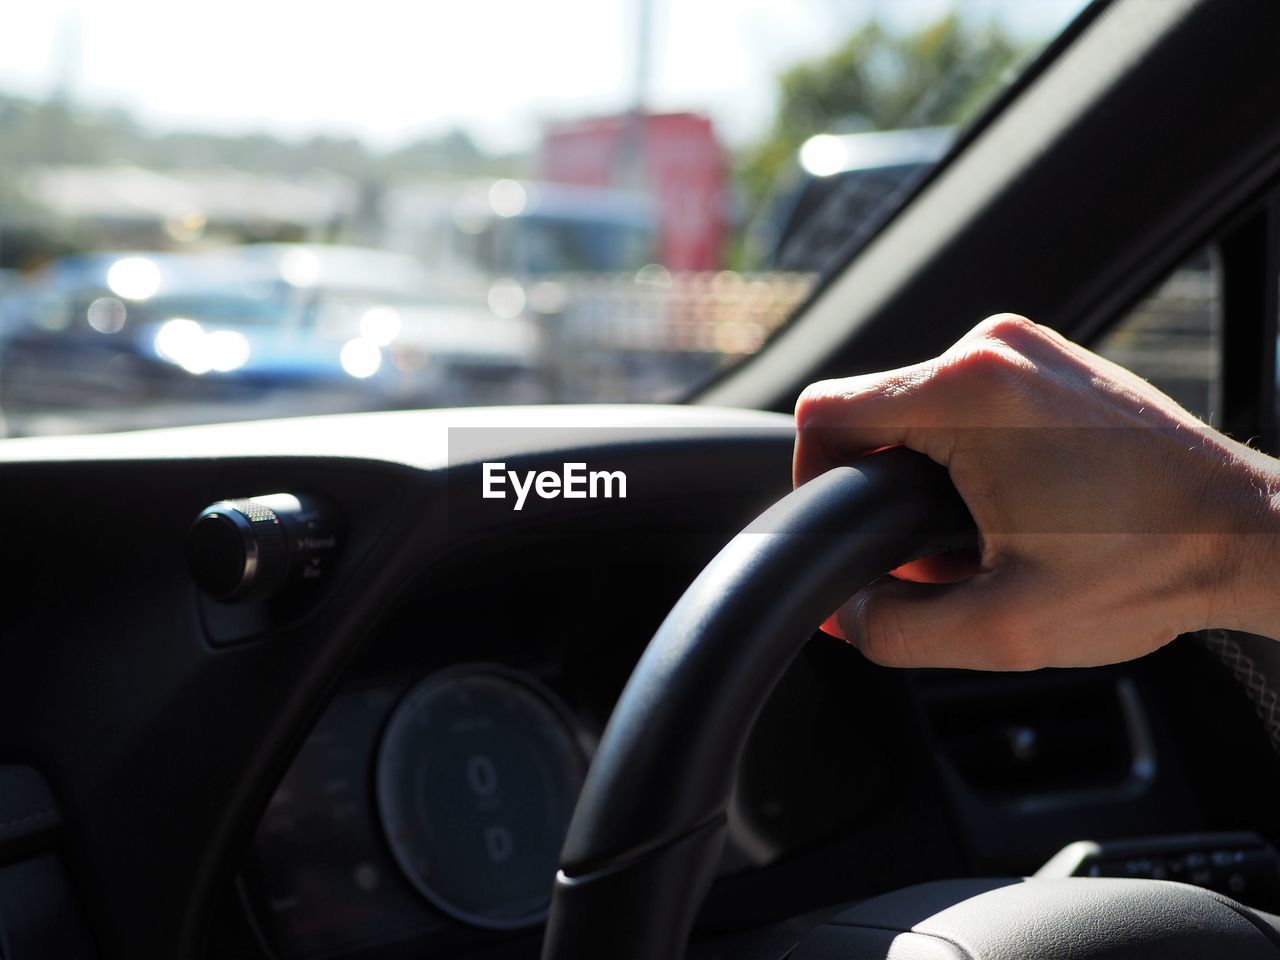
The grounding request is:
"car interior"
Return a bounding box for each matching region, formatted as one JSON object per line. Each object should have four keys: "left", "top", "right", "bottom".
{"left": 5, "top": 0, "right": 1280, "bottom": 958}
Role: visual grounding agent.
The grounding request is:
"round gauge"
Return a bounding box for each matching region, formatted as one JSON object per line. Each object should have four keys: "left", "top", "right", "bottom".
{"left": 376, "top": 666, "right": 588, "bottom": 929}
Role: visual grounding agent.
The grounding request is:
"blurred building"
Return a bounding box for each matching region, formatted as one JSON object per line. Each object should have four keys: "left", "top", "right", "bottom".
{"left": 17, "top": 165, "right": 357, "bottom": 254}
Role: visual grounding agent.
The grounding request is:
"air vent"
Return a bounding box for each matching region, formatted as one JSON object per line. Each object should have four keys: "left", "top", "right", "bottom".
{"left": 920, "top": 675, "right": 1154, "bottom": 806}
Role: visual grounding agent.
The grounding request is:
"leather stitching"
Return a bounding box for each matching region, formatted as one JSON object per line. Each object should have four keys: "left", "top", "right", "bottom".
{"left": 1201, "top": 629, "right": 1280, "bottom": 756}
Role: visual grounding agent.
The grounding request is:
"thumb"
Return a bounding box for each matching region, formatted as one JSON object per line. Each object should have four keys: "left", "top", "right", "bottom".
{"left": 836, "top": 570, "right": 1039, "bottom": 671}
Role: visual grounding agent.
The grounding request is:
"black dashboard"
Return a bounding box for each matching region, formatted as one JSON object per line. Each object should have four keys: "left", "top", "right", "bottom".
{"left": 234, "top": 566, "right": 1280, "bottom": 960}
{"left": 0, "top": 405, "right": 1278, "bottom": 960}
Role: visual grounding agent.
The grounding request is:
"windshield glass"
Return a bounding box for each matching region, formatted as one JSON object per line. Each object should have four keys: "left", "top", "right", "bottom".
{"left": 0, "top": 0, "right": 1086, "bottom": 436}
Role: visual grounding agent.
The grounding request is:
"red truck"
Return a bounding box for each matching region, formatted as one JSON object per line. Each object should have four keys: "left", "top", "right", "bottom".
{"left": 537, "top": 112, "right": 728, "bottom": 272}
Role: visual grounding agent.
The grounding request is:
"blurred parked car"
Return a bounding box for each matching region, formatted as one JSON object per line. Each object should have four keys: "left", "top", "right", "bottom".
{"left": 0, "top": 250, "right": 264, "bottom": 412}
{"left": 0, "top": 245, "right": 539, "bottom": 432}
{"left": 753, "top": 126, "right": 954, "bottom": 271}
{"left": 228, "top": 244, "right": 540, "bottom": 405}
{"left": 382, "top": 179, "right": 659, "bottom": 287}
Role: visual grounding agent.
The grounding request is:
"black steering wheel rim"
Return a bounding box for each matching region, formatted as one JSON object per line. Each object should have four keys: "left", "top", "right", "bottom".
{"left": 540, "top": 448, "right": 976, "bottom": 960}
{"left": 539, "top": 447, "right": 1280, "bottom": 960}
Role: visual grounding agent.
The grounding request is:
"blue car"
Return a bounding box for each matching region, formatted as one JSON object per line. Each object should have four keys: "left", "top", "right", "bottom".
{"left": 0, "top": 246, "right": 534, "bottom": 431}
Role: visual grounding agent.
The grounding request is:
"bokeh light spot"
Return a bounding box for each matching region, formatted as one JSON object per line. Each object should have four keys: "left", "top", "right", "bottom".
{"left": 107, "top": 257, "right": 162, "bottom": 300}
{"left": 341, "top": 338, "right": 382, "bottom": 378}
{"left": 87, "top": 297, "right": 127, "bottom": 334}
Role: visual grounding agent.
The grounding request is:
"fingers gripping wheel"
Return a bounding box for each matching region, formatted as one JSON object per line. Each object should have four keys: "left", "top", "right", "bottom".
{"left": 541, "top": 448, "right": 976, "bottom": 960}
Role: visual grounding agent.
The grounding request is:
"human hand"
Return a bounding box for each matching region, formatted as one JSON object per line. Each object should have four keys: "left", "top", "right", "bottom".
{"left": 793, "top": 314, "right": 1280, "bottom": 670}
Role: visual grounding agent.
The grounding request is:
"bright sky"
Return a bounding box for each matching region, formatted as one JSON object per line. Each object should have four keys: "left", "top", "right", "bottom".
{"left": 0, "top": 0, "right": 1087, "bottom": 154}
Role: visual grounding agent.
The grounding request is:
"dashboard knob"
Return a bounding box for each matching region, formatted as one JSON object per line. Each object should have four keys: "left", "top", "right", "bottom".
{"left": 187, "top": 493, "right": 340, "bottom": 603}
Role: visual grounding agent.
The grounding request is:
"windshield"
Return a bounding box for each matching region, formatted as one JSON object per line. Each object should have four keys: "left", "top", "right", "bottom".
{"left": 0, "top": 0, "right": 1086, "bottom": 436}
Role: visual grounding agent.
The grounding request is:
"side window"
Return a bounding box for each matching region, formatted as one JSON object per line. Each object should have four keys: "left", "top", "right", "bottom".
{"left": 1092, "top": 247, "right": 1221, "bottom": 426}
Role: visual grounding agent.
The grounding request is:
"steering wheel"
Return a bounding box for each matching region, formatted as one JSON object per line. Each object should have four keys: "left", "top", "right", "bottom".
{"left": 539, "top": 448, "right": 1280, "bottom": 960}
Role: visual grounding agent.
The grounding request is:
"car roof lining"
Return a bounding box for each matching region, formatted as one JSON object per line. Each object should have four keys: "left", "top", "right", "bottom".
{"left": 698, "top": 0, "right": 1280, "bottom": 413}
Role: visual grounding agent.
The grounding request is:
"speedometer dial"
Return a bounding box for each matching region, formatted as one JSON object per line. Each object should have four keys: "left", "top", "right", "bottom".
{"left": 375, "top": 667, "right": 587, "bottom": 929}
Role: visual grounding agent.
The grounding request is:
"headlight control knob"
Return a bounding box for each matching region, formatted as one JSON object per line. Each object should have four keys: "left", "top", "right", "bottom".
{"left": 187, "top": 493, "right": 340, "bottom": 603}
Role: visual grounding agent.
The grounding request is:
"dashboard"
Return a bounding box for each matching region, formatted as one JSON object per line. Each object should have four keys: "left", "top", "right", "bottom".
{"left": 1, "top": 405, "right": 1279, "bottom": 960}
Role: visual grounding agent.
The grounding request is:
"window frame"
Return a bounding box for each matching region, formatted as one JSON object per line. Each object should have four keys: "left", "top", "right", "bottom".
{"left": 1218, "top": 202, "right": 1280, "bottom": 453}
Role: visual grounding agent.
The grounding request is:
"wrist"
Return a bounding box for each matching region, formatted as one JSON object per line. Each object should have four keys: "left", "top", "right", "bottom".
{"left": 1201, "top": 446, "right": 1280, "bottom": 639}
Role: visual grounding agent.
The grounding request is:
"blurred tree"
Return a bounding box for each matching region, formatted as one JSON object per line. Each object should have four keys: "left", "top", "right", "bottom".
{"left": 0, "top": 90, "right": 530, "bottom": 264}
{"left": 738, "top": 14, "right": 1025, "bottom": 209}
{"left": 384, "top": 129, "right": 528, "bottom": 179}
{"left": 0, "top": 91, "right": 523, "bottom": 182}
{"left": 385, "top": 129, "right": 483, "bottom": 176}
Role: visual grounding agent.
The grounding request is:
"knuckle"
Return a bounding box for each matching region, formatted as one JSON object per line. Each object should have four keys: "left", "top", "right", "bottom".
{"left": 976, "top": 312, "right": 1040, "bottom": 345}
{"left": 940, "top": 341, "right": 1020, "bottom": 384}
{"left": 940, "top": 335, "right": 1038, "bottom": 395}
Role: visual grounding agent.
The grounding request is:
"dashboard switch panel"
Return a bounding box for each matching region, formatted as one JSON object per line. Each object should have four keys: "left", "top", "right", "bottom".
{"left": 1037, "top": 833, "right": 1280, "bottom": 911}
